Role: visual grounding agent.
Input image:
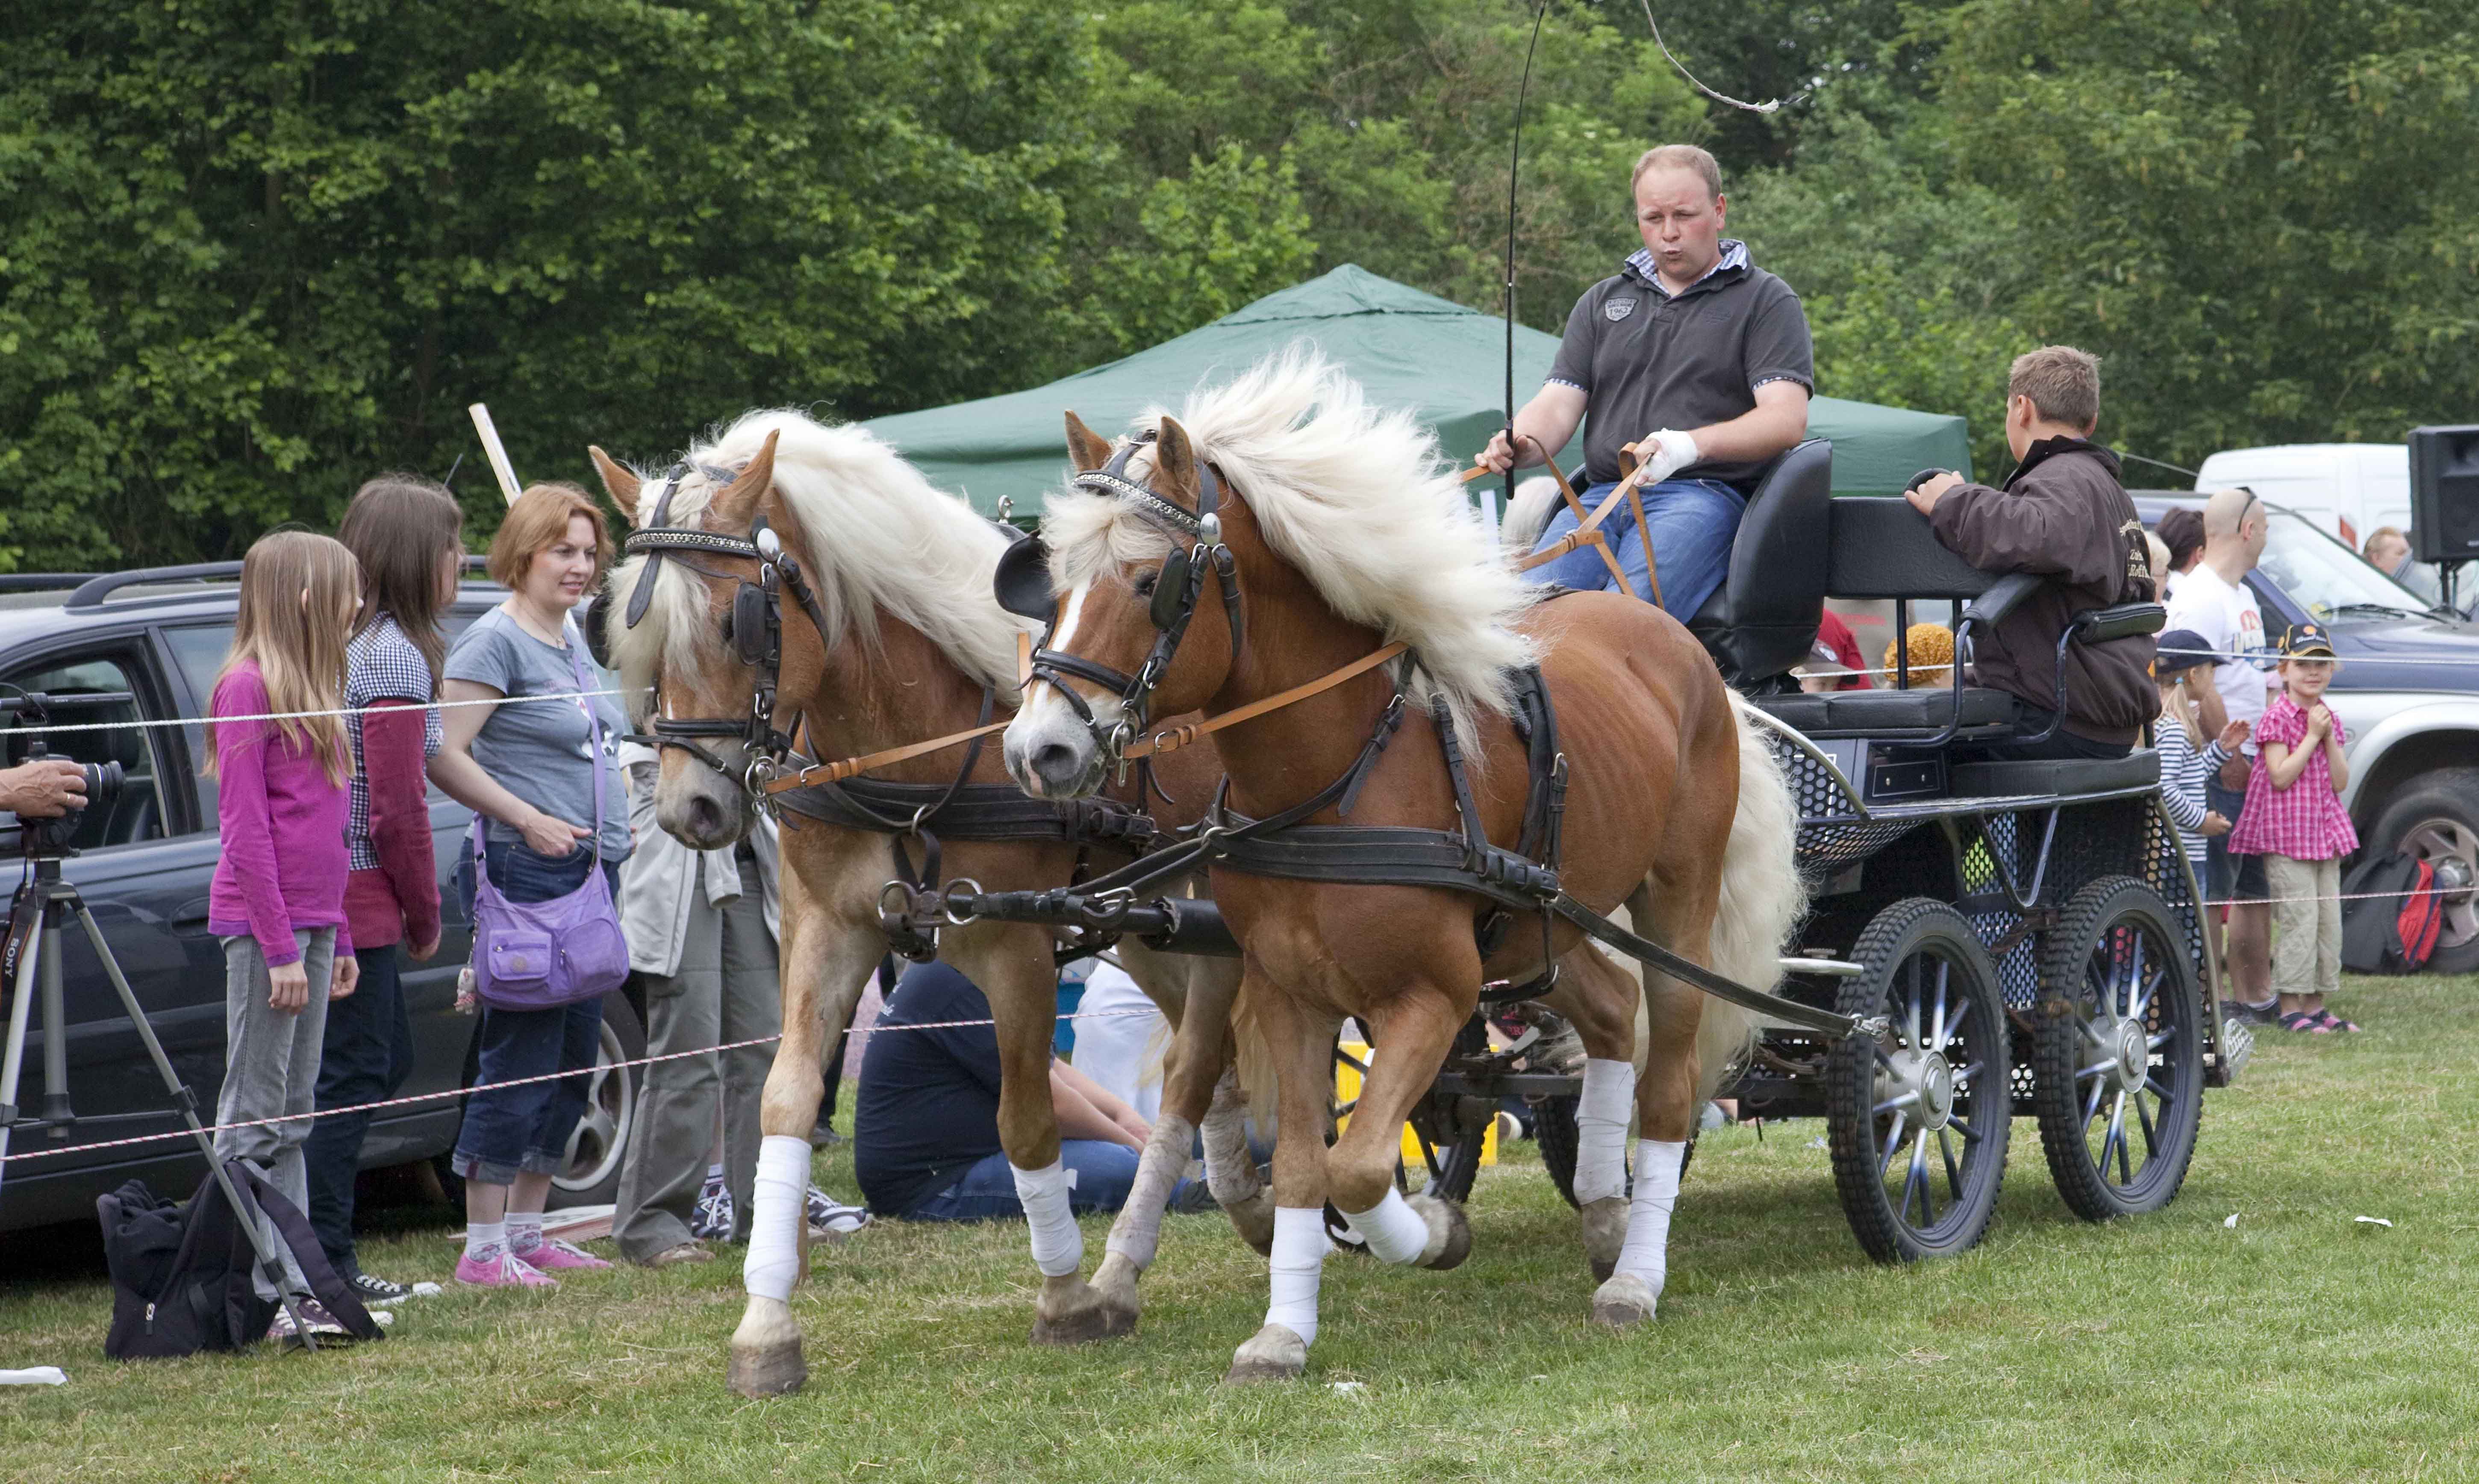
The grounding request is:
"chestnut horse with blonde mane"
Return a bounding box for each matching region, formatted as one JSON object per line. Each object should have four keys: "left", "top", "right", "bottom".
{"left": 1004, "top": 353, "right": 1807, "bottom": 1383}
{"left": 592, "top": 410, "right": 1260, "bottom": 1397}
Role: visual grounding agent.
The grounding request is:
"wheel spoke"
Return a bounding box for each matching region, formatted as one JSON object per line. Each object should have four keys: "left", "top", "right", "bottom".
{"left": 2107, "top": 1091, "right": 2132, "bottom": 1183}
{"left": 2144, "top": 1075, "right": 2176, "bottom": 1101}
{"left": 1874, "top": 1091, "right": 1923, "bottom": 1116}
{"left": 1937, "top": 1127, "right": 1964, "bottom": 1200}
{"left": 1879, "top": 1111, "right": 1909, "bottom": 1177}
{"left": 2124, "top": 933, "right": 2146, "bottom": 1019}
{"left": 1873, "top": 1041, "right": 1898, "bottom": 1070}
{"left": 2148, "top": 1030, "right": 2174, "bottom": 1051}
{"left": 2132, "top": 964, "right": 2164, "bottom": 1022}
{"left": 1948, "top": 1113, "right": 1983, "bottom": 1145}
{"left": 2078, "top": 1017, "right": 2109, "bottom": 1049}
{"left": 1944, "top": 996, "right": 1973, "bottom": 1040}
{"left": 1931, "top": 962, "right": 1951, "bottom": 1049}
{"left": 2134, "top": 1089, "right": 2159, "bottom": 1160}
{"left": 1903, "top": 1139, "right": 1930, "bottom": 1225}
{"left": 2077, "top": 1058, "right": 2117, "bottom": 1081}
{"left": 1953, "top": 1061, "right": 1986, "bottom": 1084}
{"left": 1906, "top": 957, "right": 1924, "bottom": 1047}
{"left": 2083, "top": 1077, "right": 2107, "bottom": 1127}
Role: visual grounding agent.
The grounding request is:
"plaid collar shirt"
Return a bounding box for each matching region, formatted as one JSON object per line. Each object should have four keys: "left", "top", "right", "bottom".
{"left": 345, "top": 615, "right": 444, "bottom": 872}
{"left": 1624, "top": 238, "right": 1750, "bottom": 299}
{"left": 2227, "top": 694, "right": 2359, "bottom": 860}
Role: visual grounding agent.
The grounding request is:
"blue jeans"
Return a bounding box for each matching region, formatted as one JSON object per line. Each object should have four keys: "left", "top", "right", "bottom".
{"left": 451, "top": 839, "right": 620, "bottom": 1187}
{"left": 1523, "top": 477, "right": 1746, "bottom": 620}
{"left": 903, "top": 1140, "right": 1189, "bottom": 1222}
{"left": 304, "top": 942, "right": 416, "bottom": 1273}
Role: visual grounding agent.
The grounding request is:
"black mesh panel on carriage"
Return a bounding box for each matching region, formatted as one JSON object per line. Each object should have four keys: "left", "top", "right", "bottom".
{"left": 1773, "top": 739, "right": 1924, "bottom": 875}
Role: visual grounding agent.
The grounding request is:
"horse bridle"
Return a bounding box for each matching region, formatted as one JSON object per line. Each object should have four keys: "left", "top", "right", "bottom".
{"left": 1006, "top": 431, "right": 1245, "bottom": 760}
{"left": 611, "top": 461, "right": 831, "bottom": 792}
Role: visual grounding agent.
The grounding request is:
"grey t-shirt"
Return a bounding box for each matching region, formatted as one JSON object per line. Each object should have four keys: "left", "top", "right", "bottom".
{"left": 1545, "top": 247, "right": 1814, "bottom": 491}
{"left": 444, "top": 606, "right": 632, "bottom": 861}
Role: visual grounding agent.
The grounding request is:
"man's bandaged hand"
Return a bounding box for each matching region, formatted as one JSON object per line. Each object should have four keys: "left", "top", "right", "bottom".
{"left": 1634, "top": 430, "right": 1700, "bottom": 485}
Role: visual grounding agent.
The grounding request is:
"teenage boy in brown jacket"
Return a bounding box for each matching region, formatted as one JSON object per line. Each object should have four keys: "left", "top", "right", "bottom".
{"left": 1906, "top": 346, "right": 2159, "bottom": 760}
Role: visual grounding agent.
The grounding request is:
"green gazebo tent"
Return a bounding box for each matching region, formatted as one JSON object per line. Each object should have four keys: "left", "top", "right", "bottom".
{"left": 864, "top": 265, "right": 1970, "bottom": 515}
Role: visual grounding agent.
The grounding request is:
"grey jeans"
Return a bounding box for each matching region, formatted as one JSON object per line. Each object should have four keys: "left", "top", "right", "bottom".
{"left": 613, "top": 849, "right": 781, "bottom": 1262}
{"left": 2264, "top": 854, "right": 2343, "bottom": 1001}
{"left": 216, "top": 929, "right": 337, "bottom": 1294}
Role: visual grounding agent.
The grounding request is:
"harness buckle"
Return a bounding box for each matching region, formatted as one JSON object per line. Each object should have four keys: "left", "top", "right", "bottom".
{"left": 939, "top": 877, "right": 988, "bottom": 927}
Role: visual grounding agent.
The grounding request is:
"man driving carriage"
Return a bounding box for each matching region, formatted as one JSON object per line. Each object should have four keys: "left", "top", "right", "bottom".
{"left": 1480, "top": 143, "right": 1814, "bottom": 620}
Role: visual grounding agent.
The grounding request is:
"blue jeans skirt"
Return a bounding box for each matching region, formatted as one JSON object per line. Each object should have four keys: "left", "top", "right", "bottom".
{"left": 451, "top": 839, "right": 621, "bottom": 1188}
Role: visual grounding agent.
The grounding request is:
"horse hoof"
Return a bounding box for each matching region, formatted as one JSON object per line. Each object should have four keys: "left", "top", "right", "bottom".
{"left": 1223, "top": 1323, "right": 1307, "bottom": 1384}
{"left": 1407, "top": 1192, "right": 1472, "bottom": 1271}
{"left": 1091, "top": 1251, "right": 1145, "bottom": 1334}
{"left": 1590, "top": 1273, "right": 1660, "bottom": 1329}
{"left": 1221, "top": 1186, "right": 1276, "bottom": 1257}
{"left": 1579, "top": 1195, "right": 1628, "bottom": 1284}
{"left": 1031, "top": 1276, "right": 1135, "bottom": 1346}
{"left": 726, "top": 1339, "right": 808, "bottom": 1397}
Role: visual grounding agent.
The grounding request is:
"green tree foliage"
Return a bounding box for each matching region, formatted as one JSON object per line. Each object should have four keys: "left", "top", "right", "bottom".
{"left": 1924, "top": 0, "right": 2479, "bottom": 468}
{"left": 4, "top": 0, "right": 2473, "bottom": 571}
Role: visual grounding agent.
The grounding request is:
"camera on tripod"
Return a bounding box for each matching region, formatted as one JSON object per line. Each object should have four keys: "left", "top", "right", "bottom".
{"left": 1, "top": 690, "right": 128, "bottom": 856}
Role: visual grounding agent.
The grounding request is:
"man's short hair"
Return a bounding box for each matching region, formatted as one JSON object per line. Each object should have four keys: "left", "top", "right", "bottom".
{"left": 2008, "top": 345, "right": 2102, "bottom": 430}
{"left": 1631, "top": 144, "right": 1722, "bottom": 200}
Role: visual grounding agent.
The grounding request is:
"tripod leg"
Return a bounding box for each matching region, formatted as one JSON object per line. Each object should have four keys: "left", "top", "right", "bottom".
{"left": 0, "top": 911, "right": 44, "bottom": 1174}
{"left": 70, "top": 903, "right": 320, "bottom": 1351}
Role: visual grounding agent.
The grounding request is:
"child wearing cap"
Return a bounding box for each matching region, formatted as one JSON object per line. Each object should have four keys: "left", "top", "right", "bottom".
{"left": 2152, "top": 630, "right": 2248, "bottom": 874}
{"left": 2228, "top": 623, "right": 2361, "bottom": 1032}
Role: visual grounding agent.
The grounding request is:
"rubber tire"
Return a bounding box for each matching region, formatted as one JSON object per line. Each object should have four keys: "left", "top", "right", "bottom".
{"left": 2031, "top": 877, "right": 2204, "bottom": 1221}
{"left": 2367, "top": 768, "right": 2479, "bottom": 974}
{"left": 1825, "top": 898, "right": 2011, "bottom": 1264}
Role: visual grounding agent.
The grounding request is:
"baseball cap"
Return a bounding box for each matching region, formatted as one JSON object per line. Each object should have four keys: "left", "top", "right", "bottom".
{"left": 2153, "top": 628, "right": 2215, "bottom": 675}
{"left": 2279, "top": 621, "right": 2337, "bottom": 658}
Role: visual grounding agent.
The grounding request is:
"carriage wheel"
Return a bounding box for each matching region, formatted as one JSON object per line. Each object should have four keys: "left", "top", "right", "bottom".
{"left": 2031, "top": 877, "right": 2204, "bottom": 1220}
{"left": 1825, "top": 899, "right": 2011, "bottom": 1263}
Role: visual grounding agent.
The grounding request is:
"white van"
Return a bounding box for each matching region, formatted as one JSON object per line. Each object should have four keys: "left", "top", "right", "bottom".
{"left": 2193, "top": 443, "right": 2410, "bottom": 550}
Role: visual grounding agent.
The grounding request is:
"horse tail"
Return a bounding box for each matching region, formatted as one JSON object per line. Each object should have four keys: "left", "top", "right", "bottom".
{"left": 1696, "top": 692, "right": 1810, "bottom": 1099}
{"left": 1500, "top": 475, "right": 1563, "bottom": 554}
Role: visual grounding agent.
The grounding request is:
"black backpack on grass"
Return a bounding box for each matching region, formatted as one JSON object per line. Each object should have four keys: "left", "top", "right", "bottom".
{"left": 97, "top": 1158, "right": 381, "bottom": 1360}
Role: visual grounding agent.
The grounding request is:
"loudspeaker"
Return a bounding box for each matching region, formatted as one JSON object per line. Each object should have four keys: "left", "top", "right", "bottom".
{"left": 2409, "top": 425, "right": 2479, "bottom": 563}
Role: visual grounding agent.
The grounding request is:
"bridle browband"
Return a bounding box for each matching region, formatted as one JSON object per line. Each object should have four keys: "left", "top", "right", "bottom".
{"left": 1020, "top": 430, "right": 1245, "bottom": 760}
{"left": 615, "top": 460, "right": 830, "bottom": 791}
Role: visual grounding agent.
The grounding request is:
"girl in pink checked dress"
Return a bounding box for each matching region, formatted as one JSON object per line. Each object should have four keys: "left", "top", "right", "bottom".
{"left": 2227, "top": 623, "right": 2361, "bottom": 1034}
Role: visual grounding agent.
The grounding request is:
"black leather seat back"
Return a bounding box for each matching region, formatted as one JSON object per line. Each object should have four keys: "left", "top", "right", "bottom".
{"left": 1825, "top": 497, "right": 1999, "bottom": 600}
{"left": 1688, "top": 439, "right": 1832, "bottom": 682}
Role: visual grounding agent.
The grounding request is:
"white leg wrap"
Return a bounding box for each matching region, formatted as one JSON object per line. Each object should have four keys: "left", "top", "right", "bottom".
{"left": 1341, "top": 1187, "right": 1431, "bottom": 1265}
{"left": 1612, "top": 1138, "right": 1686, "bottom": 1293}
{"left": 1011, "top": 1159, "right": 1084, "bottom": 1278}
{"left": 1265, "top": 1205, "right": 1328, "bottom": 1347}
{"left": 1104, "top": 1113, "right": 1195, "bottom": 1270}
{"left": 743, "top": 1134, "right": 811, "bottom": 1303}
{"left": 1573, "top": 1057, "right": 1637, "bottom": 1206}
{"left": 1201, "top": 1072, "right": 1261, "bottom": 1204}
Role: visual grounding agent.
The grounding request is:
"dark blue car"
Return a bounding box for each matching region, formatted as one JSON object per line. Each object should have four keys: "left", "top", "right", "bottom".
{"left": 0, "top": 565, "right": 645, "bottom": 1231}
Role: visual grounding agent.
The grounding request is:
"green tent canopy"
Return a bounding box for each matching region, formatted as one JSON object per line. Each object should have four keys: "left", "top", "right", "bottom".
{"left": 864, "top": 265, "right": 1970, "bottom": 515}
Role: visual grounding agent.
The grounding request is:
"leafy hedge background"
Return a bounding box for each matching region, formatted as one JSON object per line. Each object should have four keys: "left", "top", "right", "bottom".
{"left": 3, "top": 0, "right": 2473, "bottom": 568}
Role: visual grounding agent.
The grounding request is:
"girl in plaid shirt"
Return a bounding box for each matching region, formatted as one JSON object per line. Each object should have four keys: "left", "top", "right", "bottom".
{"left": 2228, "top": 624, "right": 2360, "bottom": 1033}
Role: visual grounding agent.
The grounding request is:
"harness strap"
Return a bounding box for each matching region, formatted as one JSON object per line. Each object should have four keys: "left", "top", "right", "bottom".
{"left": 761, "top": 718, "right": 1011, "bottom": 793}
{"left": 1119, "top": 642, "right": 1407, "bottom": 760}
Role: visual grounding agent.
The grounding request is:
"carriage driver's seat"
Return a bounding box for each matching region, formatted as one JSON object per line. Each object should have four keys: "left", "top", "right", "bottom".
{"left": 1686, "top": 438, "right": 1834, "bottom": 684}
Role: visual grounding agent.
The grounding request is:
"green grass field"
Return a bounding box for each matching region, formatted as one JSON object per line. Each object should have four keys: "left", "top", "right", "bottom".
{"left": 5, "top": 973, "right": 2476, "bottom": 1483}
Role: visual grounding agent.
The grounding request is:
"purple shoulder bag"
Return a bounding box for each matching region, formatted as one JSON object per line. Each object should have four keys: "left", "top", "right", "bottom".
{"left": 468, "top": 623, "right": 629, "bottom": 1011}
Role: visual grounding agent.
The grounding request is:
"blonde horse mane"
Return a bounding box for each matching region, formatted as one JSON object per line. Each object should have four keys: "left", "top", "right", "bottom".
{"left": 1042, "top": 349, "right": 1536, "bottom": 748}
{"left": 605, "top": 408, "right": 1027, "bottom": 726}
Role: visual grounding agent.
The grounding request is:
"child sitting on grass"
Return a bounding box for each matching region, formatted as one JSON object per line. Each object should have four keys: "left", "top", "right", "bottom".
{"left": 2227, "top": 623, "right": 2360, "bottom": 1033}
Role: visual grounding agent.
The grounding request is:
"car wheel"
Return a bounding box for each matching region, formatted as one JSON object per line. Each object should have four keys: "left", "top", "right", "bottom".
{"left": 2369, "top": 768, "right": 2479, "bottom": 974}
{"left": 549, "top": 992, "right": 647, "bottom": 1210}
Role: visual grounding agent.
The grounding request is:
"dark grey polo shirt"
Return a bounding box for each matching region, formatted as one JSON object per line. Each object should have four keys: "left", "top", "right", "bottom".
{"left": 1546, "top": 247, "right": 1814, "bottom": 491}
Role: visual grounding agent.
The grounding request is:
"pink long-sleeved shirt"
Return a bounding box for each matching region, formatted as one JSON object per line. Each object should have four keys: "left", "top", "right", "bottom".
{"left": 207, "top": 662, "right": 353, "bottom": 966}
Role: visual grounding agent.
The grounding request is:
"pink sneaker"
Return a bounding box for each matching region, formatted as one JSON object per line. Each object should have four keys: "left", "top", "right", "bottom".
{"left": 512, "top": 1236, "right": 612, "bottom": 1271}
{"left": 455, "top": 1248, "right": 559, "bottom": 1289}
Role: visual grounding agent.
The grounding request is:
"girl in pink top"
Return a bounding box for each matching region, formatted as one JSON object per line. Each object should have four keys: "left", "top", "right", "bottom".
{"left": 204, "top": 531, "right": 366, "bottom": 1338}
{"left": 2228, "top": 624, "right": 2360, "bottom": 1034}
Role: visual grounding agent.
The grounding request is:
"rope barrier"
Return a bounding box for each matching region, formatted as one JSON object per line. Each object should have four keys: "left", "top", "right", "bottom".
{"left": 0, "top": 1006, "right": 1166, "bottom": 1166}
{"left": 0, "top": 686, "right": 647, "bottom": 739}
